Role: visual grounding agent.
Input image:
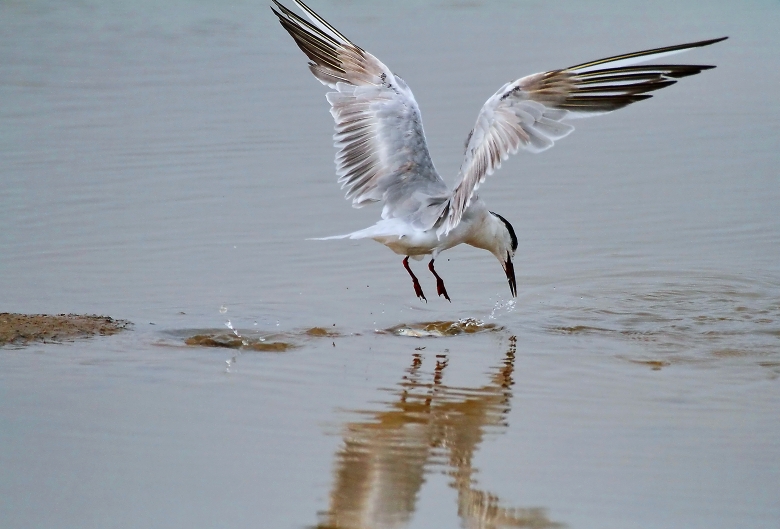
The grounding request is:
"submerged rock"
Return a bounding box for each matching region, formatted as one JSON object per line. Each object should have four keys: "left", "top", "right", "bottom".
{"left": 184, "top": 333, "right": 294, "bottom": 352}
{"left": 305, "top": 326, "right": 340, "bottom": 337}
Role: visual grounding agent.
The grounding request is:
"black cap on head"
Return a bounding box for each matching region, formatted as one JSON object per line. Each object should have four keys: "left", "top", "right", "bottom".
{"left": 489, "top": 211, "right": 518, "bottom": 253}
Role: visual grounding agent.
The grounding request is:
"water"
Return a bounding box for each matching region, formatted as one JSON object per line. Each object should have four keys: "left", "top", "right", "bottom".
{"left": 1, "top": 0, "right": 779, "bottom": 527}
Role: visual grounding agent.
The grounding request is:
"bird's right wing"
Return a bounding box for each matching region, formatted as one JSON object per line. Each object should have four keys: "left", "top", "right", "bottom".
{"left": 272, "top": 0, "right": 450, "bottom": 229}
{"left": 439, "top": 37, "right": 727, "bottom": 236}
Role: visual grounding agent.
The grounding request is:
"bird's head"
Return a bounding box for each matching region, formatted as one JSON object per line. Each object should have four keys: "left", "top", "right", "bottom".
{"left": 489, "top": 211, "right": 518, "bottom": 297}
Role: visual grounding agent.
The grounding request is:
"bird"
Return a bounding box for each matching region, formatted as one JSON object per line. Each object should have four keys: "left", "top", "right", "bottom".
{"left": 271, "top": 0, "right": 726, "bottom": 302}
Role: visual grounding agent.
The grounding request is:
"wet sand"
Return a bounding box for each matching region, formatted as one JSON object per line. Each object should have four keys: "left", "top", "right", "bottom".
{"left": 0, "top": 313, "right": 131, "bottom": 346}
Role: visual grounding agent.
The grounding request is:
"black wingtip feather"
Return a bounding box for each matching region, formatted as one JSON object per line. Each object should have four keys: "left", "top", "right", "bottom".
{"left": 293, "top": 0, "right": 359, "bottom": 49}
{"left": 573, "top": 78, "right": 677, "bottom": 96}
{"left": 568, "top": 36, "right": 728, "bottom": 71}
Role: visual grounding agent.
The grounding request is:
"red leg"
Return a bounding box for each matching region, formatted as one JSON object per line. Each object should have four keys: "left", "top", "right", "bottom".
{"left": 428, "top": 259, "right": 451, "bottom": 302}
{"left": 403, "top": 256, "right": 427, "bottom": 302}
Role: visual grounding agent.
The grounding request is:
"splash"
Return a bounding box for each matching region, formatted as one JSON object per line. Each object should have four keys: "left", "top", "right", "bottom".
{"left": 384, "top": 318, "right": 501, "bottom": 337}
{"left": 488, "top": 299, "right": 516, "bottom": 320}
{"left": 223, "top": 320, "right": 241, "bottom": 372}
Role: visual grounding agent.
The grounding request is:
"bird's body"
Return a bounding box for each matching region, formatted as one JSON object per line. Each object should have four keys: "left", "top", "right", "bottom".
{"left": 321, "top": 196, "right": 493, "bottom": 259}
{"left": 271, "top": 0, "right": 725, "bottom": 301}
{"left": 315, "top": 196, "right": 513, "bottom": 301}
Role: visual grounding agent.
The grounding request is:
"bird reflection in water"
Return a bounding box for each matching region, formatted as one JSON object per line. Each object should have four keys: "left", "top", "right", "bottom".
{"left": 314, "top": 337, "right": 564, "bottom": 529}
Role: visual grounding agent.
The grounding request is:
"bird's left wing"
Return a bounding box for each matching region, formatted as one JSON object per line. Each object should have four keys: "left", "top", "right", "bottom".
{"left": 272, "top": 0, "right": 450, "bottom": 229}
{"left": 439, "top": 37, "right": 727, "bottom": 236}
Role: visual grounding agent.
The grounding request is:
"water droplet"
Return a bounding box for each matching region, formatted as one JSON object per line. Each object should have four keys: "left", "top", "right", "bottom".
{"left": 219, "top": 305, "right": 228, "bottom": 314}
{"left": 225, "top": 320, "right": 240, "bottom": 338}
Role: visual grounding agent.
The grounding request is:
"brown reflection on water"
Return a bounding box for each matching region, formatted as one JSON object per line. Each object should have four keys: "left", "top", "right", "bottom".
{"left": 315, "top": 337, "right": 564, "bottom": 529}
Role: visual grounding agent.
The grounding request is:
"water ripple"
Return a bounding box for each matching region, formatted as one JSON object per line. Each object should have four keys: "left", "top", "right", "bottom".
{"left": 544, "top": 273, "right": 780, "bottom": 370}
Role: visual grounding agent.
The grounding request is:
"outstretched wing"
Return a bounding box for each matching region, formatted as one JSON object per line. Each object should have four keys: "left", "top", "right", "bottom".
{"left": 272, "top": 0, "right": 450, "bottom": 229}
{"left": 439, "top": 37, "right": 727, "bottom": 236}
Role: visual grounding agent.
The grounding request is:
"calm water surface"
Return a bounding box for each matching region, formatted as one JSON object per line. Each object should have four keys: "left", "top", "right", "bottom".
{"left": 1, "top": 1, "right": 779, "bottom": 528}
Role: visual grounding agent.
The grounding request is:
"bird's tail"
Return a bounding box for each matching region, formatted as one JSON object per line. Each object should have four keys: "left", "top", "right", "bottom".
{"left": 307, "top": 233, "right": 354, "bottom": 241}
{"left": 307, "top": 220, "right": 409, "bottom": 241}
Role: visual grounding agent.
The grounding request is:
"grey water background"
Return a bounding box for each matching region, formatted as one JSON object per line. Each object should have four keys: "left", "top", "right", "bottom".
{"left": 1, "top": 0, "right": 779, "bottom": 527}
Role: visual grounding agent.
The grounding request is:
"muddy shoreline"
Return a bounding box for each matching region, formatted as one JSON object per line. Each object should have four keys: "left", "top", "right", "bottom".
{"left": 0, "top": 313, "right": 131, "bottom": 346}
